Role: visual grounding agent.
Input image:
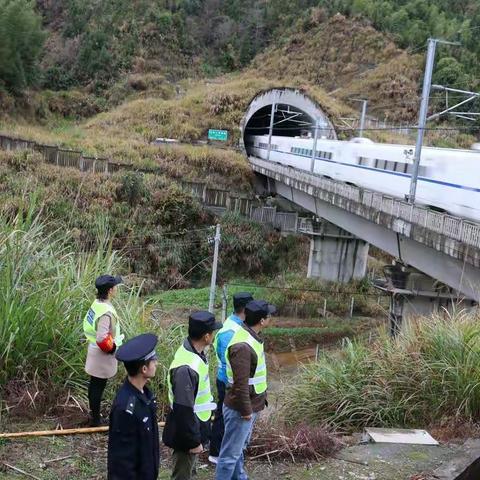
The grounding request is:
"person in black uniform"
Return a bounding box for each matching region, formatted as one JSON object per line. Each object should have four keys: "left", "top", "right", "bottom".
{"left": 107, "top": 333, "right": 160, "bottom": 480}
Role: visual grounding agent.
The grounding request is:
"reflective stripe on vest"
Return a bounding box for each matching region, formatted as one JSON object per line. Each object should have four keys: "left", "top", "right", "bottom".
{"left": 167, "top": 344, "right": 216, "bottom": 422}
{"left": 82, "top": 300, "right": 121, "bottom": 345}
{"left": 213, "top": 316, "right": 243, "bottom": 362}
{"left": 226, "top": 327, "right": 267, "bottom": 394}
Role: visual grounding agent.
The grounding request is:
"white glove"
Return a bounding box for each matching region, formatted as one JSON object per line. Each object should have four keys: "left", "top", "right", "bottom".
{"left": 115, "top": 333, "right": 125, "bottom": 346}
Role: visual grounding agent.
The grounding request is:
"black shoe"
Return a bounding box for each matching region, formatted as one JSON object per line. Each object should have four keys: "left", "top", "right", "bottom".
{"left": 89, "top": 417, "right": 108, "bottom": 427}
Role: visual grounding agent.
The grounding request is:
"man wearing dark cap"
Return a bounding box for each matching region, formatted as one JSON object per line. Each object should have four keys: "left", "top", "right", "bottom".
{"left": 209, "top": 292, "right": 253, "bottom": 464}
{"left": 83, "top": 275, "right": 124, "bottom": 426}
{"left": 163, "top": 311, "right": 222, "bottom": 480}
{"left": 107, "top": 333, "right": 160, "bottom": 480}
{"left": 215, "top": 300, "right": 276, "bottom": 480}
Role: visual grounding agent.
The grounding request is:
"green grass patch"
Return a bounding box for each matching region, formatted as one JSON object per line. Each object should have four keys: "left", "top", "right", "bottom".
{"left": 264, "top": 326, "right": 354, "bottom": 337}
{"left": 263, "top": 325, "right": 355, "bottom": 352}
{"left": 152, "top": 281, "right": 275, "bottom": 312}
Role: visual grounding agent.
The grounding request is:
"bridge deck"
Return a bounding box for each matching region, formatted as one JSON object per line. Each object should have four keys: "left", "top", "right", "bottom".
{"left": 250, "top": 155, "right": 480, "bottom": 300}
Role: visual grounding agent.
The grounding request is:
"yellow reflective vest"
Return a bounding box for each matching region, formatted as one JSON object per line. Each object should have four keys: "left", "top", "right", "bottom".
{"left": 226, "top": 327, "right": 267, "bottom": 394}
{"left": 83, "top": 300, "right": 122, "bottom": 346}
{"left": 167, "top": 344, "right": 216, "bottom": 422}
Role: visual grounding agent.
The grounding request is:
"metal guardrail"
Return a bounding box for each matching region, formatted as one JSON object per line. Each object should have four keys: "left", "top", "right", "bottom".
{"left": 184, "top": 182, "right": 301, "bottom": 233}
{"left": 0, "top": 133, "right": 305, "bottom": 235}
{"left": 249, "top": 156, "right": 480, "bottom": 253}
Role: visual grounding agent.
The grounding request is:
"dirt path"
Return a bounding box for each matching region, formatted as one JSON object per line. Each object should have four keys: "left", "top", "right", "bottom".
{"left": 0, "top": 430, "right": 471, "bottom": 480}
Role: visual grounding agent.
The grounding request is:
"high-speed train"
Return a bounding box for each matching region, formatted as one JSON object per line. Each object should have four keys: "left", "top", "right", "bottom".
{"left": 246, "top": 134, "right": 480, "bottom": 222}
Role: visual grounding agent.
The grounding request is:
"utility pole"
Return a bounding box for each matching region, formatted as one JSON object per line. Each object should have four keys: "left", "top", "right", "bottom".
{"left": 310, "top": 119, "right": 320, "bottom": 172}
{"left": 267, "top": 102, "right": 276, "bottom": 161}
{"left": 208, "top": 224, "right": 221, "bottom": 313}
{"left": 221, "top": 284, "right": 228, "bottom": 322}
{"left": 408, "top": 38, "right": 459, "bottom": 204}
{"left": 352, "top": 99, "right": 368, "bottom": 137}
{"left": 408, "top": 38, "right": 437, "bottom": 204}
{"left": 359, "top": 100, "right": 368, "bottom": 137}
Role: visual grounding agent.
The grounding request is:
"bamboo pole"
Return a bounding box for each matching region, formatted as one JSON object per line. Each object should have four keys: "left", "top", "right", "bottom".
{"left": 0, "top": 422, "right": 165, "bottom": 439}
{"left": 3, "top": 463, "right": 42, "bottom": 480}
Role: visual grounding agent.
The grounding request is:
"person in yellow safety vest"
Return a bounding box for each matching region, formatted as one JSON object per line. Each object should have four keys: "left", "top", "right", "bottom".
{"left": 162, "top": 311, "right": 222, "bottom": 480}
{"left": 215, "top": 300, "right": 276, "bottom": 480}
{"left": 209, "top": 292, "right": 253, "bottom": 465}
{"left": 83, "top": 274, "right": 124, "bottom": 427}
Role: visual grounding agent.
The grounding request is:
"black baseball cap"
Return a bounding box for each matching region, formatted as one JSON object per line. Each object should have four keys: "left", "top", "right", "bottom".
{"left": 233, "top": 292, "right": 254, "bottom": 310}
{"left": 189, "top": 311, "right": 222, "bottom": 337}
{"left": 95, "top": 275, "right": 123, "bottom": 290}
{"left": 245, "top": 300, "right": 277, "bottom": 325}
{"left": 116, "top": 333, "right": 158, "bottom": 363}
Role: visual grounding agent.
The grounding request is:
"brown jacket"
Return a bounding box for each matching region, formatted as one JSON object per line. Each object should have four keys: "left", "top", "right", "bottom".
{"left": 224, "top": 324, "right": 267, "bottom": 417}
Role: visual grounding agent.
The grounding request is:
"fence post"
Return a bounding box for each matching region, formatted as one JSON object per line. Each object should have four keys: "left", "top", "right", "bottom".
{"left": 459, "top": 220, "right": 465, "bottom": 242}
{"left": 323, "top": 299, "right": 327, "bottom": 317}
{"left": 349, "top": 297, "right": 355, "bottom": 318}
{"left": 221, "top": 284, "right": 228, "bottom": 322}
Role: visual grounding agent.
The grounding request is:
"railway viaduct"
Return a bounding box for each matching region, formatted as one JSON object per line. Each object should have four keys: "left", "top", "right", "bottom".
{"left": 242, "top": 88, "right": 480, "bottom": 331}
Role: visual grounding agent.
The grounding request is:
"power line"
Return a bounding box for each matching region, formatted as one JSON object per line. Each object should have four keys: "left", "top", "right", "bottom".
{"left": 111, "top": 226, "right": 214, "bottom": 241}
{"left": 228, "top": 282, "right": 386, "bottom": 296}
{"left": 166, "top": 256, "right": 213, "bottom": 291}
{"left": 121, "top": 240, "right": 209, "bottom": 252}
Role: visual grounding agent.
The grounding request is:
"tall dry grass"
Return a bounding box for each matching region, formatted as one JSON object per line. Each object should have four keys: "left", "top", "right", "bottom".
{"left": 285, "top": 312, "right": 480, "bottom": 431}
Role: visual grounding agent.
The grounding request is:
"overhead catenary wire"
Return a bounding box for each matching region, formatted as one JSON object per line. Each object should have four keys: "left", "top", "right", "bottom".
{"left": 246, "top": 124, "right": 480, "bottom": 132}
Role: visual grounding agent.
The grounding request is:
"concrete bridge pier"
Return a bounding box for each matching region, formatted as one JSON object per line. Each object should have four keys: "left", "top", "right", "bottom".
{"left": 379, "top": 261, "right": 477, "bottom": 336}
{"left": 306, "top": 223, "right": 369, "bottom": 283}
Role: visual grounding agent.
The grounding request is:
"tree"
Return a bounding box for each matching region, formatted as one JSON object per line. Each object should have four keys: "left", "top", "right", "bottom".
{"left": 0, "top": 0, "right": 46, "bottom": 92}
{"left": 433, "top": 57, "right": 470, "bottom": 89}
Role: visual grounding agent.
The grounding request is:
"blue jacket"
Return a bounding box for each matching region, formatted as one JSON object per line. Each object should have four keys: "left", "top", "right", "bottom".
{"left": 215, "top": 314, "right": 243, "bottom": 383}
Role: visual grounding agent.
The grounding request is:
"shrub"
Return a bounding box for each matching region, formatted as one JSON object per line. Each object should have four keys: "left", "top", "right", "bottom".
{"left": 116, "top": 171, "right": 150, "bottom": 206}
{"left": 285, "top": 312, "right": 480, "bottom": 431}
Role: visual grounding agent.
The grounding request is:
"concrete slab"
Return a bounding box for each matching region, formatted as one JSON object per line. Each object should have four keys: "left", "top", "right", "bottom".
{"left": 294, "top": 442, "right": 465, "bottom": 480}
{"left": 429, "top": 439, "right": 480, "bottom": 480}
{"left": 364, "top": 428, "right": 439, "bottom": 446}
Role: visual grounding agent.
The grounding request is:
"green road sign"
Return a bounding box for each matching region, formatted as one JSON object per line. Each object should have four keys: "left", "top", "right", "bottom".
{"left": 208, "top": 129, "right": 228, "bottom": 141}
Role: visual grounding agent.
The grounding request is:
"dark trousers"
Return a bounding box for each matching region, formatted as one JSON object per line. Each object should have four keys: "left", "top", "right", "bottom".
{"left": 210, "top": 378, "right": 226, "bottom": 457}
{"left": 171, "top": 450, "right": 197, "bottom": 480}
{"left": 88, "top": 376, "right": 107, "bottom": 424}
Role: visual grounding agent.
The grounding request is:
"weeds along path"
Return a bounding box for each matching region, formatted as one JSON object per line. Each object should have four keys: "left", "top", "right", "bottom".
{"left": 285, "top": 313, "right": 480, "bottom": 432}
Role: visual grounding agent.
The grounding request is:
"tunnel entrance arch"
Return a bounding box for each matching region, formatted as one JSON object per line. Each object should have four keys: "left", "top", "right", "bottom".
{"left": 241, "top": 88, "right": 337, "bottom": 156}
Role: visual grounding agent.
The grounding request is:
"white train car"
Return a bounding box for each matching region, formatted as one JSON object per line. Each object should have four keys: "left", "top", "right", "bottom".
{"left": 247, "top": 135, "right": 480, "bottom": 222}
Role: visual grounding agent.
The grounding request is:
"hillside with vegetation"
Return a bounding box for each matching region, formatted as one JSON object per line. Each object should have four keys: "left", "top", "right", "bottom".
{"left": 3, "top": 0, "right": 479, "bottom": 93}
{"left": 0, "top": 149, "right": 307, "bottom": 290}
{"left": 1, "top": 1, "right": 478, "bottom": 148}
{"left": 0, "top": 1, "right": 478, "bottom": 286}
